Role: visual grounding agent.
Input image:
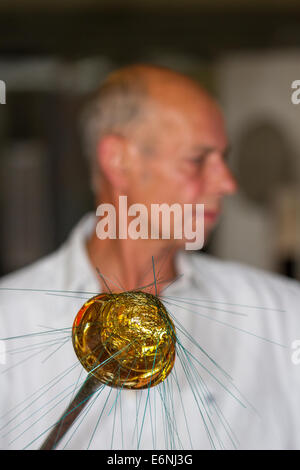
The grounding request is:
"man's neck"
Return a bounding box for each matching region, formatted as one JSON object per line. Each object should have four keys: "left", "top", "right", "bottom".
{"left": 86, "top": 228, "right": 178, "bottom": 295}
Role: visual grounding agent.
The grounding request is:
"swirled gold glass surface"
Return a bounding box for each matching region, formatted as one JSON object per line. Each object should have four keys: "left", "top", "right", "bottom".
{"left": 72, "top": 291, "right": 176, "bottom": 389}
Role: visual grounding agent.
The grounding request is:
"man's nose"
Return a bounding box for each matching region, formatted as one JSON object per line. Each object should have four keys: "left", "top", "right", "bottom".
{"left": 212, "top": 157, "right": 238, "bottom": 196}
{"left": 220, "top": 164, "right": 238, "bottom": 195}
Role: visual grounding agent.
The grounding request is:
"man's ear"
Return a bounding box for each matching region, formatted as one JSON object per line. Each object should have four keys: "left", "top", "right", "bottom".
{"left": 96, "top": 134, "right": 130, "bottom": 189}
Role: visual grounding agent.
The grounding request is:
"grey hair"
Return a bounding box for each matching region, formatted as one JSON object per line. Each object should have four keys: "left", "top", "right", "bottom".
{"left": 80, "top": 70, "right": 149, "bottom": 193}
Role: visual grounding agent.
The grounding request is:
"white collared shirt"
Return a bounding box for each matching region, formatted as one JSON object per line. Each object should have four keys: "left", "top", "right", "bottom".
{"left": 1, "top": 213, "right": 300, "bottom": 450}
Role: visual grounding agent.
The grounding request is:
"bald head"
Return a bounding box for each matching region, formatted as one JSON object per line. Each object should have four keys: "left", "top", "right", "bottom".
{"left": 81, "top": 64, "right": 222, "bottom": 192}
{"left": 101, "top": 64, "right": 219, "bottom": 124}
{"left": 105, "top": 64, "right": 210, "bottom": 96}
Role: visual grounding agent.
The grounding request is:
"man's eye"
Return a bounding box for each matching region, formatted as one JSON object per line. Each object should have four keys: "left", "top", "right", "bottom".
{"left": 189, "top": 156, "right": 206, "bottom": 165}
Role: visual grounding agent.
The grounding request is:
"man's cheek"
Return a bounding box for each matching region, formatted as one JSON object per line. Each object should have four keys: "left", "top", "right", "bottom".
{"left": 182, "top": 180, "right": 205, "bottom": 203}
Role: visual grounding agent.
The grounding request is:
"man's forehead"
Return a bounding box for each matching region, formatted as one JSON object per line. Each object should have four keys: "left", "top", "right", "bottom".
{"left": 147, "top": 97, "right": 227, "bottom": 144}
{"left": 147, "top": 93, "right": 222, "bottom": 128}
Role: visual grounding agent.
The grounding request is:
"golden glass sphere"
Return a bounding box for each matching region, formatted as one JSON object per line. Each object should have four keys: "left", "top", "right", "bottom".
{"left": 72, "top": 291, "right": 176, "bottom": 389}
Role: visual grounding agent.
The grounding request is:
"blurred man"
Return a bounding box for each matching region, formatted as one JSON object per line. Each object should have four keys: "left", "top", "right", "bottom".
{"left": 1, "top": 65, "right": 300, "bottom": 450}
{"left": 84, "top": 65, "right": 236, "bottom": 293}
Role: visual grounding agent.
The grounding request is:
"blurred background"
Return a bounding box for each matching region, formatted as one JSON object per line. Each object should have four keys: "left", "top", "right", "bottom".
{"left": 0, "top": 0, "right": 300, "bottom": 280}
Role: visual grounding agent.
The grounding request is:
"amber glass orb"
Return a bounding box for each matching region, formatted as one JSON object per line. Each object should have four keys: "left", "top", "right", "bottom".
{"left": 72, "top": 291, "right": 176, "bottom": 389}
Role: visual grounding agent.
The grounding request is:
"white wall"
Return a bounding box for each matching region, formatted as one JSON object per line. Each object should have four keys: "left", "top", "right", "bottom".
{"left": 214, "top": 50, "right": 300, "bottom": 277}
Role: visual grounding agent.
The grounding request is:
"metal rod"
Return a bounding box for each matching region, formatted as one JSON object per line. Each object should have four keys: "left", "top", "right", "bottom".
{"left": 39, "top": 374, "right": 100, "bottom": 450}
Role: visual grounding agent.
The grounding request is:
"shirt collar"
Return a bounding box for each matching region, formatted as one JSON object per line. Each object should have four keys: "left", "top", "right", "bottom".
{"left": 62, "top": 212, "right": 100, "bottom": 294}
